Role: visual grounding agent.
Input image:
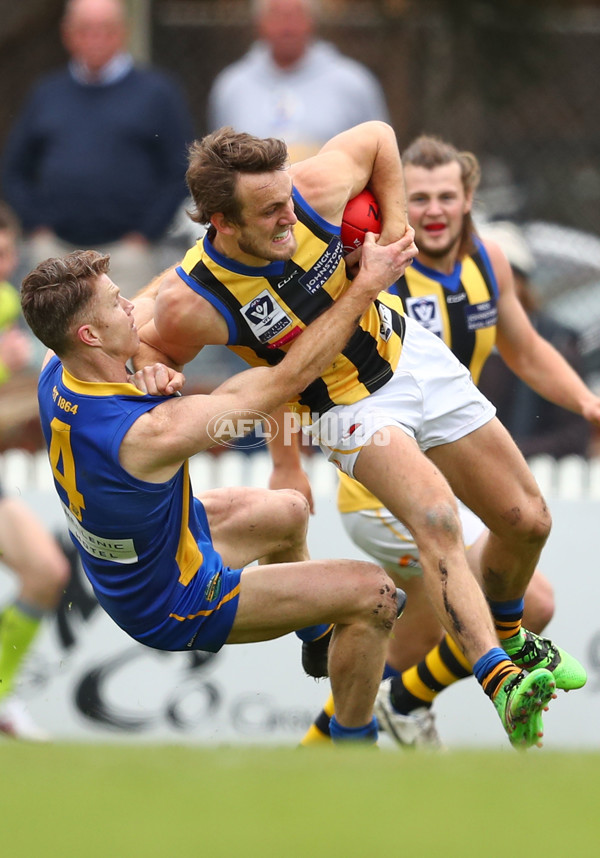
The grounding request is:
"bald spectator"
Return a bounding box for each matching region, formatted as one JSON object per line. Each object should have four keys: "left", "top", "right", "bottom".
{"left": 2, "top": 0, "right": 193, "bottom": 297}
{"left": 207, "top": 0, "right": 389, "bottom": 163}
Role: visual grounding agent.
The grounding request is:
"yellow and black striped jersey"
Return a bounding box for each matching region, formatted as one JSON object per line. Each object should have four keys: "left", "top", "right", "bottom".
{"left": 176, "top": 187, "right": 406, "bottom": 418}
{"left": 338, "top": 236, "right": 499, "bottom": 513}
{"left": 389, "top": 237, "right": 498, "bottom": 386}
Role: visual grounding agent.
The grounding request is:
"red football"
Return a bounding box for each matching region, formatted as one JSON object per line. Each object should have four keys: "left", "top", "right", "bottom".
{"left": 340, "top": 189, "right": 382, "bottom": 254}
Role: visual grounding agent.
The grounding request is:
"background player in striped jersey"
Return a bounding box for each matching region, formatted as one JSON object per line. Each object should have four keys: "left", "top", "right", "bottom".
{"left": 302, "top": 135, "right": 597, "bottom": 748}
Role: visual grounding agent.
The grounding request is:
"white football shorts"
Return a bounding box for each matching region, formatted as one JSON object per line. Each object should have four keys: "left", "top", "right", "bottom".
{"left": 341, "top": 500, "right": 486, "bottom": 579}
{"left": 303, "top": 314, "right": 496, "bottom": 477}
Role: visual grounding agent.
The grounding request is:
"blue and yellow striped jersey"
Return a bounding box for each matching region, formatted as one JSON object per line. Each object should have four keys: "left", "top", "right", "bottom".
{"left": 38, "top": 356, "right": 223, "bottom": 640}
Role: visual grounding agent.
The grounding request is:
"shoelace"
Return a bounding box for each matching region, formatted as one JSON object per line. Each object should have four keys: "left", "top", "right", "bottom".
{"left": 515, "top": 633, "right": 560, "bottom": 671}
{"left": 503, "top": 671, "right": 526, "bottom": 697}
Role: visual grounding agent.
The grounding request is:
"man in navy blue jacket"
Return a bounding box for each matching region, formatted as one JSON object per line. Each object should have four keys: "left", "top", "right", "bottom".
{"left": 2, "top": 0, "right": 193, "bottom": 297}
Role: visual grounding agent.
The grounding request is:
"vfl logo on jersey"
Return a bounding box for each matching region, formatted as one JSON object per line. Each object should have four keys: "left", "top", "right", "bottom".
{"left": 241, "top": 290, "right": 293, "bottom": 344}
{"left": 405, "top": 295, "right": 443, "bottom": 338}
{"left": 377, "top": 302, "right": 394, "bottom": 342}
{"left": 298, "top": 238, "right": 343, "bottom": 295}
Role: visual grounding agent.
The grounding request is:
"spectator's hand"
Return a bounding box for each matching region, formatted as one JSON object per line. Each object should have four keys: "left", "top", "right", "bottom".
{"left": 130, "top": 363, "right": 185, "bottom": 396}
{"left": 0, "top": 327, "right": 33, "bottom": 373}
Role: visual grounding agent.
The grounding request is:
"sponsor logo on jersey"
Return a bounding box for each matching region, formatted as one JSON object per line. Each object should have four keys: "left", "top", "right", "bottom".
{"left": 62, "top": 504, "right": 138, "bottom": 564}
{"left": 275, "top": 268, "right": 299, "bottom": 290}
{"left": 464, "top": 300, "right": 498, "bottom": 331}
{"left": 377, "top": 302, "right": 394, "bottom": 342}
{"left": 298, "top": 238, "right": 343, "bottom": 295}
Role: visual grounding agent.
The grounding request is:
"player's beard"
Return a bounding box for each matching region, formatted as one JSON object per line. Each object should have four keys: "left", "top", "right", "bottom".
{"left": 237, "top": 228, "right": 297, "bottom": 262}
{"left": 418, "top": 228, "right": 462, "bottom": 262}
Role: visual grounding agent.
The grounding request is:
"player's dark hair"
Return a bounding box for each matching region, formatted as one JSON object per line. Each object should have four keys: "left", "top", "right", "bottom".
{"left": 186, "top": 126, "right": 289, "bottom": 226}
{"left": 402, "top": 135, "right": 481, "bottom": 258}
{"left": 21, "top": 250, "right": 110, "bottom": 356}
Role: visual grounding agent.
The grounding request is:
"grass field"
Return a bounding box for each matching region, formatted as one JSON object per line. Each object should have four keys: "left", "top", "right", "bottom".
{"left": 2, "top": 743, "right": 599, "bottom": 857}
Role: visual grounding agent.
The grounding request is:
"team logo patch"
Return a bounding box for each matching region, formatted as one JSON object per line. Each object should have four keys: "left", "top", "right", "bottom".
{"left": 405, "top": 295, "right": 443, "bottom": 338}
{"left": 204, "top": 572, "right": 222, "bottom": 603}
{"left": 240, "top": 290, "right": 292, "bottom": 343}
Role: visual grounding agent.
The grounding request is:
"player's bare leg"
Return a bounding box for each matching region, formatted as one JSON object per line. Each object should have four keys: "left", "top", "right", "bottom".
{"left": 199, "top": 486, "right": 310, "bottom": 567}
{"left": 227, "top": 556, "right": 397, "bottom": 730}
{"left": 429, "top": 417, "right": 550, "bottom": 602}
{"left": 354, "top": 428, "right": 500, "bottom": 666}
{"left": 430, "top": 417, "right": 585, "bottom": 693}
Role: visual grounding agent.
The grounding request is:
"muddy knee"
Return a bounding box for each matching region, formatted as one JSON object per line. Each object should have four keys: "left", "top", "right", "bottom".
{"left": 364, "top": 566, "right": 399, "bottom": 630}
{"left": 498, "top": 496, "right": 552, "bottom": 550}
{"left": 413, "top": 501, "right": 462, "bottom": 552}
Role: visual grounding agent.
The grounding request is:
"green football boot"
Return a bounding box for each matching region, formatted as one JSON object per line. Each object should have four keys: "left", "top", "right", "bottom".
{"left": 493, "top": 668, "right": 557, "bottom": 750}
{"left": 503, "top": 629, "right": 587, "bottom": 691}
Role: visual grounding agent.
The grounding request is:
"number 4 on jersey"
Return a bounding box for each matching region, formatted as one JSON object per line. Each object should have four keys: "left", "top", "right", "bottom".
{"left": 49, "top": 417, "right": 85, "bottom": 521}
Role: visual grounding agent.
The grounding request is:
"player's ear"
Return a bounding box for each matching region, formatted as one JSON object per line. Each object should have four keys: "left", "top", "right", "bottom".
{"left": 211, "top": 212, "right": 236, "bottom": 235}
{"left": 76, "top": 324, "right": 100, "bottom": 347}
{"left": 464, "top": 188, "right": 474, "bottom": 214}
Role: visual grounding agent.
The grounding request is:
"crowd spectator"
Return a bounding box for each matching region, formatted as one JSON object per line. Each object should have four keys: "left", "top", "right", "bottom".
{"left": 207, "top": 0, "right": 389, "bottom": 163}
{"left": 2, "top": 0, "right": 194, "bottom": 297}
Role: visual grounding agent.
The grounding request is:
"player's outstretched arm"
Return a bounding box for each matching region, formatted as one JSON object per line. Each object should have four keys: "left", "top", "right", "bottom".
{"left": 120, "top": 231, "right": 416, "bottom": 480}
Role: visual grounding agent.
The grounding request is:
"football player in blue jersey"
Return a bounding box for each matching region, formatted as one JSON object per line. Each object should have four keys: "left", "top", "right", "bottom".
{"left": 21, "top": 234, "right": 415, "bottom": 745}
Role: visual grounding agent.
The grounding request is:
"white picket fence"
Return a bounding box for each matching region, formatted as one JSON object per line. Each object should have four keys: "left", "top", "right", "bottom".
{"left": 2, "top": 448, "right": 600, "bottom": 500}
{"left": 1, "top": 448, "right": 599, "bottom": 748}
